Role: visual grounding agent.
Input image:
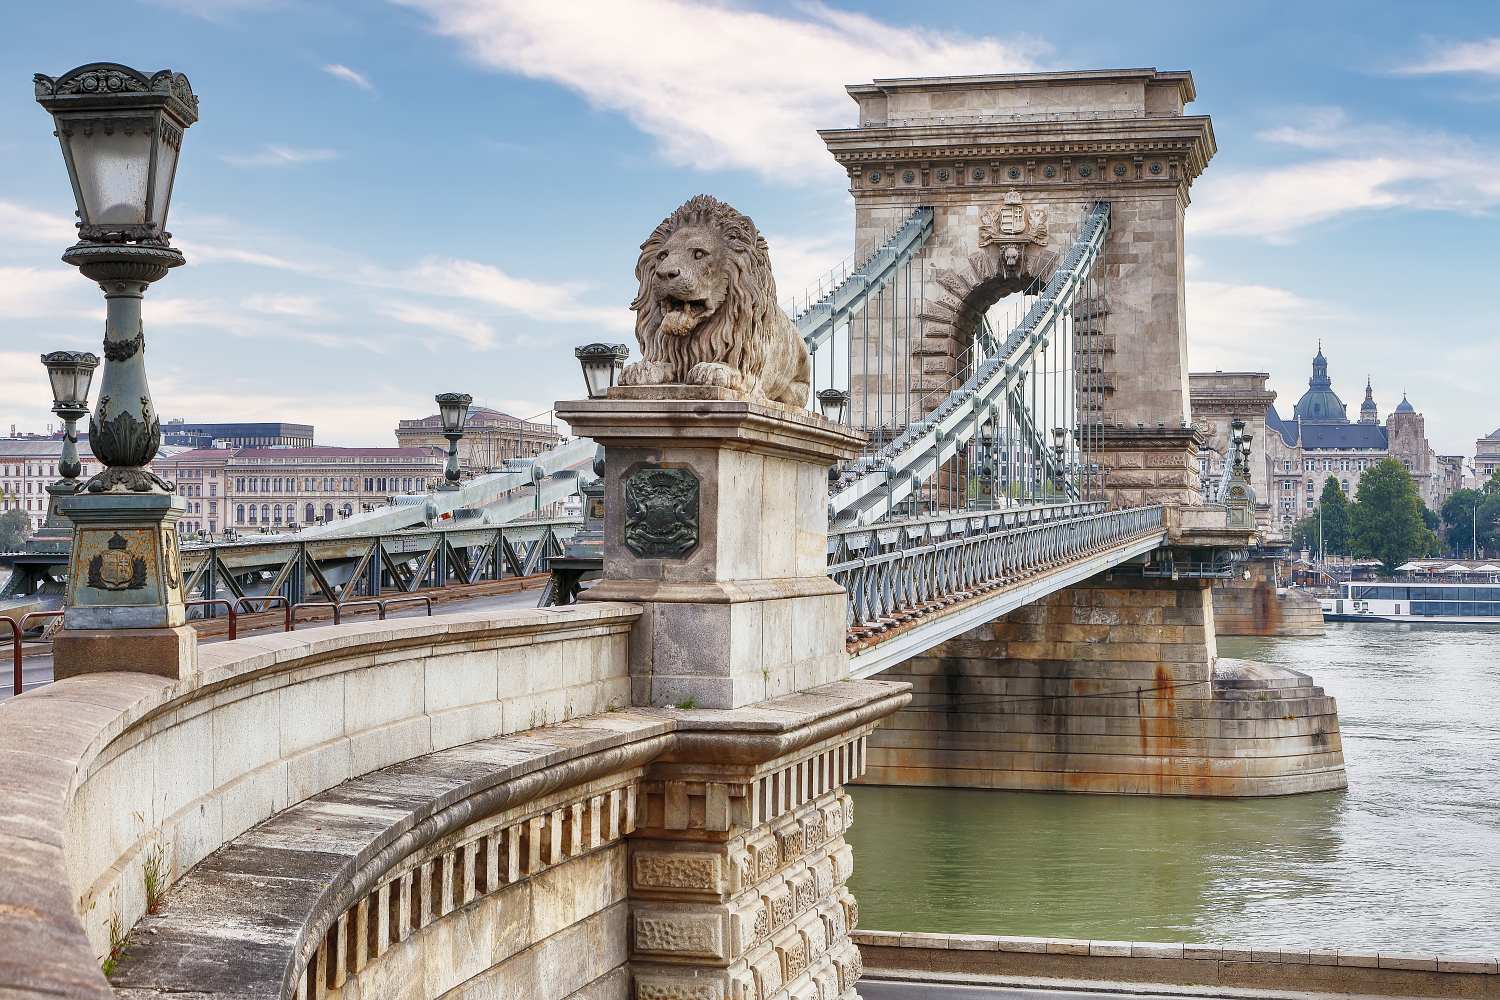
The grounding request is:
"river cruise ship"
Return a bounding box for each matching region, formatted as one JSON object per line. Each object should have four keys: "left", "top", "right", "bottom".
{"left": 1322, "top": 581, "right": 1500, "bottom": 623}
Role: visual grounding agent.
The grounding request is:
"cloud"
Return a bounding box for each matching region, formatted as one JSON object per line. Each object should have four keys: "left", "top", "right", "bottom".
{"left": 388, "top": 258, "right": 633, "bottom": 331}
{"left": 0, "top": 267, "right": 94, "bottom": 321}
{"left": 220, "top": 145, "right": 340, "bottom": 168}
{"left": 1399, "top": 38, "right": 1500, "bottom": 77}
{"left": 0, "top": 201, "right": 77, "bottom": 245}
{"left": 242, "top": 294, "right": 330, "bottom": 321}
{"left": 1190, "top": 108, "right": 1500, "bottom": 239}
{"left": 392, "top": 0, "right": 1040, "bottom": 180}
{"left": 323, "top": 63, "right": 375, "bottom": 92}
{"left": 384, "top": 301, "right": 497, "bottom": 349}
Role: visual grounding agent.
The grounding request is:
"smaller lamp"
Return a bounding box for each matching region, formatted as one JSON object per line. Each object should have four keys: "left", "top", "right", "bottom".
{"left": 574, "top": 343, "right": 630, "bottom": 399}
{"left": 434, "top": 392, "right": 472, "bottom": 490}
{"left": 816, "top": 388, "right": 849, "bottom": 424}
{"left": 436, "top": 391, "right": 471, "bottom": 436}
{"left": 41, "top": 350, "right": 99, "bottom": 410}
{"left": 40, "top": 351, "right": 99, "bottom": 487}
{"left": 1051, "top": 426, "right": 1066, "bottom": 458}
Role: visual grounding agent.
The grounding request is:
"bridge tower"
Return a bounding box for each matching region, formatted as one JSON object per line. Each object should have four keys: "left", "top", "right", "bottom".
{"left": 820, "top": 68, "right": 1214, "bottom": 509}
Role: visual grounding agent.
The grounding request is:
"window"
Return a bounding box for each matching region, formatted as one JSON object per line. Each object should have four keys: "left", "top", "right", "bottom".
{"left": 305, "top": 503, "right": 315, "bottom": 523}
{"left": 323, "top": 503, "right": 333, "bottom": 522}
{"left": 247, "top": 505, "right": 257, "bottom": 523}
{"left": 261, "top": 503, "right": 270, "bottom": 522}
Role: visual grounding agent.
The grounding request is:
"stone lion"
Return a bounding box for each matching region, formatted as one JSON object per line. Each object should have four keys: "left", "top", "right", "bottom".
{"left": 622, "top": 194, "right": 811, "bottom": 408}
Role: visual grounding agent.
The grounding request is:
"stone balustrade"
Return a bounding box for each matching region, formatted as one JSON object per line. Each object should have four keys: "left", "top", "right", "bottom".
{"left": 0, "top": 606, "right": 907, "bottom": 1000}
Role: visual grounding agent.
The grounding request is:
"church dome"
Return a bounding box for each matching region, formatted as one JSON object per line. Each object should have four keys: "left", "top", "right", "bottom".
{"left": 1293, "top": 344, "right": 1348, "bottom": 424}
{"left": 1395, "top": 394, "right": 1415, "bottom": 414}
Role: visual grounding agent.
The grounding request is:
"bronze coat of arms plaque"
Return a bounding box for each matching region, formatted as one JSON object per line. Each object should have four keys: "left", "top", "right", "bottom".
{"left": 70, "top": 528, "right": 162, "bottom": 607}
{"left": 622, "top": 466, "right": 700, "bottom": 558}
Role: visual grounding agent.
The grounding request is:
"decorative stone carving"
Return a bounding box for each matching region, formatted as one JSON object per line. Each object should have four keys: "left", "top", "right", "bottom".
{"left": 634, "top": 912, "right": 726, "bottom": 958}
{"left": 634, "top": 852, "right": 724, "bottom": 892}
{"left": 622, "top": 194, "right": 812, "bottom": 407}
{"left": 978, "top": 191, "right": 1049, "bottom": 250}
{"left": 623, "top": 466, "right": 700, "bottom": 558}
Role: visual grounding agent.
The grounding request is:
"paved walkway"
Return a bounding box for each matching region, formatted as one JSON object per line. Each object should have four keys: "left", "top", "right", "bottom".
{"left": 1, "top": 585, "right": 545, "bottom": 703}
{"left": 862, "top": 981, "right": 1230, "bottom": 999}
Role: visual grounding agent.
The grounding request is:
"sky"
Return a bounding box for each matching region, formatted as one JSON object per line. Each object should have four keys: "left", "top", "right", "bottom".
{"left": 1, "top": 0, "right": 1497, "bottom": 456}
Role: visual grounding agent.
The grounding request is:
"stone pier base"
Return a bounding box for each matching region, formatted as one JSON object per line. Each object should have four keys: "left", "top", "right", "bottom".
{"left": 863, "top": 572, "right": 1346, "bottom": 796}
{"left": 1212, "top": 561, "right": 1325, "bottom": 637}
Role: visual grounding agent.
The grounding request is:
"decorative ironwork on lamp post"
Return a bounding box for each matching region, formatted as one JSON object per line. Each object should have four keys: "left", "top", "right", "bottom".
{"left": 574, "top": 343, "right": 630, "bottom": 399}
{"left": 34, "top": 62, "right": 201, "bottom": 677}
{"left": 434, "top": 393, "right": 472, "bottom": 491}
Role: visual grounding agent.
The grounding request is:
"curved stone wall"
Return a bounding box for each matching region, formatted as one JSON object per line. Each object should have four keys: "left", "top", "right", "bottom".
{"left": 0, "top": 604, "right": 639, "bottom": 1000}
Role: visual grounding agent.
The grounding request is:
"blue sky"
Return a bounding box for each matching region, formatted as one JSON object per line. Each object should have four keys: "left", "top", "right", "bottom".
{"left": 1, "top": 1, "right": 1497, "bottom": 455}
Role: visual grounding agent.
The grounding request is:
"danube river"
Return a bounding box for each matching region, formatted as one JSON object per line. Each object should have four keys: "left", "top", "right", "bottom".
{"left": 846, "top": 622, "right": 1500, "bottom": 952}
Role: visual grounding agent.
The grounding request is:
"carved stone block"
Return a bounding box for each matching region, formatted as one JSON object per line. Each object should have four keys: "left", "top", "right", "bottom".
{"left": 763, "top": 881, "right": 793, "bottom": 931}
{"left": 634, "top": 910, "right": 726, "bottom": 959}
{"left": 750, "top": 833, "right": 780, "bottom": 882}
{"left": 774, "top": 927, "right": 809, "bottom": 981}
{"left": 634, "top": 851, "right": 725, "bottom": 894}
{"left": 791, "top": 868, "right": 818, "bottom": 915}
{"left": 751, "top": 945, "right": 785, "bottom": 999}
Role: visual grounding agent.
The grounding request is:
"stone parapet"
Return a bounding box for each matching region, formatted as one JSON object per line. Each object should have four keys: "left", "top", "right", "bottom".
{"left": 1099, "top": 424, "right": 1203, "bottom": 509}
{"left": 854, "top": 929, "right": 1500, "bottom": 999}
{"left": 0, "top": 605, "right": 907, "bottom": 1000}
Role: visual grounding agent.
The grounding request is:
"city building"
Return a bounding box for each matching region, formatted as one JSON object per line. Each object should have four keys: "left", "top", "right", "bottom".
{"left": 1476, "top": 426, "right": 1500, "bottom": 486}
{"left": 1262, "top": 346, "right": 1456, "bottom": 531}
{"left": 1188, "top": 372, "right": 1276, "bottom": 531}
{"left": 154, "top": 446, "right": 445, "bottom": 537}
{"left": 395, "top": 406, "right": 562, "bottom": 472}
{"left": 0, "top": 438, "right": 180, "bottom": 533}
{"left": 160, "top": 419, "right": 315, "bottom": 449}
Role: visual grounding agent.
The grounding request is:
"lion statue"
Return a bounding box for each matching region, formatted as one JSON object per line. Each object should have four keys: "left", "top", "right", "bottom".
{"left": 621, "top": 194, "right": 811, "bottom": 408}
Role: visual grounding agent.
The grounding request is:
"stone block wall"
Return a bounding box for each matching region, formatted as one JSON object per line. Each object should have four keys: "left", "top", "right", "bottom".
{"left": 864, "top": 572, "right": 1347, "bottom": 796}
{"left": 1213, "top": 580, "right": 1325, "bottom": 637}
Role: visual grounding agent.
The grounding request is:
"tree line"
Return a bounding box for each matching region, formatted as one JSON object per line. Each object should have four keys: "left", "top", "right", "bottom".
{"left": 1292, "top": 459, "right": 1500, "bottom": 572}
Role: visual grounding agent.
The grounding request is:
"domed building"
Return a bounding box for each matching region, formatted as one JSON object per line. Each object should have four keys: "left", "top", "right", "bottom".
{"left": 1256, "top": 346, "right": 1462, "bottom": 533}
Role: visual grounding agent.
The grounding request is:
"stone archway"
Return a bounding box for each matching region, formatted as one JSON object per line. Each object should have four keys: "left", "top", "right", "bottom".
{"left": 821, "top": 68, "right": 1216, "bottom": 506}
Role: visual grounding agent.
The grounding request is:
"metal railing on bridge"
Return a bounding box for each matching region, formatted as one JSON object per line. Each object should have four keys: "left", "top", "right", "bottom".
{"left": 831, "top": 502, "right": 1165, "bottom": 631}
{"left": 181, "top": 517, "right": 577, "bottom": 613}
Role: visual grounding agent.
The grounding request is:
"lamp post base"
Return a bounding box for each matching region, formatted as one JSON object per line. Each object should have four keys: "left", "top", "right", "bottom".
{"left": 57, "top": 491, "right": 189, "bottom": 630}
{"left": 53, "top": 624, "right": 198, "bottom": 681}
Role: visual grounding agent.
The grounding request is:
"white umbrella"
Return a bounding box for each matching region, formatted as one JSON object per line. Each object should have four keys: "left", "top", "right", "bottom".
{"left": 1395, "top": 562, "right": 1424, "bottom": 571}
{"left": 1475, "top": 563, "right": 1500, "bottom": 573}
{"left": 1441, "top": 563, "right": 1472, "bottom": 573}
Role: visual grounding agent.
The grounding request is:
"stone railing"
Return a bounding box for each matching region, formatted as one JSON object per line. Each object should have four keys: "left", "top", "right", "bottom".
{"left": 0, "top": 605, "right": 909, "bottom": 1000}
{"left": 853, "top": 929, "right": 1500, "bottom": 998}
{"left": 0, "top": 604, "right": 638, "bottom": 999}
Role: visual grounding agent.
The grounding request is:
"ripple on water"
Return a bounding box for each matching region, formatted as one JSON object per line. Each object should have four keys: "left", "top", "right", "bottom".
{"left": 845, "top": 623, "right": 1500, "bottom": 953}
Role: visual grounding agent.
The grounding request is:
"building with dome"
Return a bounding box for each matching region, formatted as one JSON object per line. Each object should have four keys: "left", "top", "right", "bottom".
{"left": 1259, "top": 346, "right": 1461, "bottom": 532}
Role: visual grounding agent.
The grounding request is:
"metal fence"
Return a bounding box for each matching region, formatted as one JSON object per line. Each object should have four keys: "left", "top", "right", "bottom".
{"left": 830, "top": 503, "right": 1165, "bottom": 630}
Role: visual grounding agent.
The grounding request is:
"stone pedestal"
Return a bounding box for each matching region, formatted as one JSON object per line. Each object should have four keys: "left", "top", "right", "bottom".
{"left": 629, "top": 681, "right": 906, "bottom": 1000}
{"left": 556, "top": 387, "right": 865, "bottom": 710}
{"left": 1099, "top": 424, "right": 1202, "bottom": 509}
{"left": 55, "top": 491, "right": 197, "bottom": 679}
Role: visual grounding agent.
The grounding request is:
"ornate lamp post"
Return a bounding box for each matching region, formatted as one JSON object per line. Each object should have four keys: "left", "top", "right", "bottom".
{"left": 574, "top": 343, "right": 630, "bottom": 399}
{"left": 34, "top": 63, "right": 199, "bottom": 679}
{"left": 33, "top": 351, "right": 100, "bottom": 546}
{"left": 434, "top": 392, "right": 472, "bottom": 490}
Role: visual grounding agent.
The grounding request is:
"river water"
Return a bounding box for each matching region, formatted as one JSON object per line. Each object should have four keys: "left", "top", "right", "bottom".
{"left": 846, "top": 622, "right": 1500, "bottom": 953}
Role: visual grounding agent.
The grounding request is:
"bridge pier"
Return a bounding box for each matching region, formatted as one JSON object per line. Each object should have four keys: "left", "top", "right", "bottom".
{"left": 865, "top": 569, "right": 1346, "bottom": 796}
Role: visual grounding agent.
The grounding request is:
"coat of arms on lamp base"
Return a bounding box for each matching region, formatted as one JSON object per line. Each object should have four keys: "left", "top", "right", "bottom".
{"left": 53, "top": 491, "right": 197, "bottom": 680}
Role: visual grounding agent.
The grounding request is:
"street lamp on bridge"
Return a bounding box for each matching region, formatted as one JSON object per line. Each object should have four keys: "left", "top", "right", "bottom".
{"left": 574, "top": 343, "right": 630, "bottom": 399}
{"left": 434, "top": 392, "right": 473, "bottom": 490}
{"left": 33, "top": 351, "right": 100, "bottom": 546}
{"left": 34, "top": 62, "right": 200, "bottom": 679}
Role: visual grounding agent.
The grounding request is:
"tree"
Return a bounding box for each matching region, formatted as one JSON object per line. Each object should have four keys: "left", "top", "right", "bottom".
{"left": 0, "top": 509, "right": 30, "bottom": 551}
{"left": 1349, "top": 459, "right": 1437, "bottom": 573}
{"left": 1317, "top": 477, "right": 1350, "bottom": 555}
{"left": 1440, "top": 488, "right": 1500, "bottom": 557}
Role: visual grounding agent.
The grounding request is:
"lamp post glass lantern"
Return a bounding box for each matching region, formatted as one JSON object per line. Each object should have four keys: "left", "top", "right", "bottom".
{"left": 435, "top": 392, "right": 472, "bottom": 489}
{"left": 574, "top": 344, "right": 630, "bottom": 399}
{"left": 816, "top": 388, "right": 849, "bottom": 425}
{"left": 40, "top": 351, "right": 99, "bottom": 487}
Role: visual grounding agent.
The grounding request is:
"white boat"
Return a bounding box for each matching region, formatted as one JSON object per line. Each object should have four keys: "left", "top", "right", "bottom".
{"left": 1321, "top": 581, "right": 1500, "bottom": 624}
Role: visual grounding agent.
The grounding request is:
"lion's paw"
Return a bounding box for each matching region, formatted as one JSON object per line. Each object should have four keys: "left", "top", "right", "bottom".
{"left": 686, "top": 362, "right": 748, "bottom": 392}
{"left": 620, "top": 360, "right": 673, "bottom": 386}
